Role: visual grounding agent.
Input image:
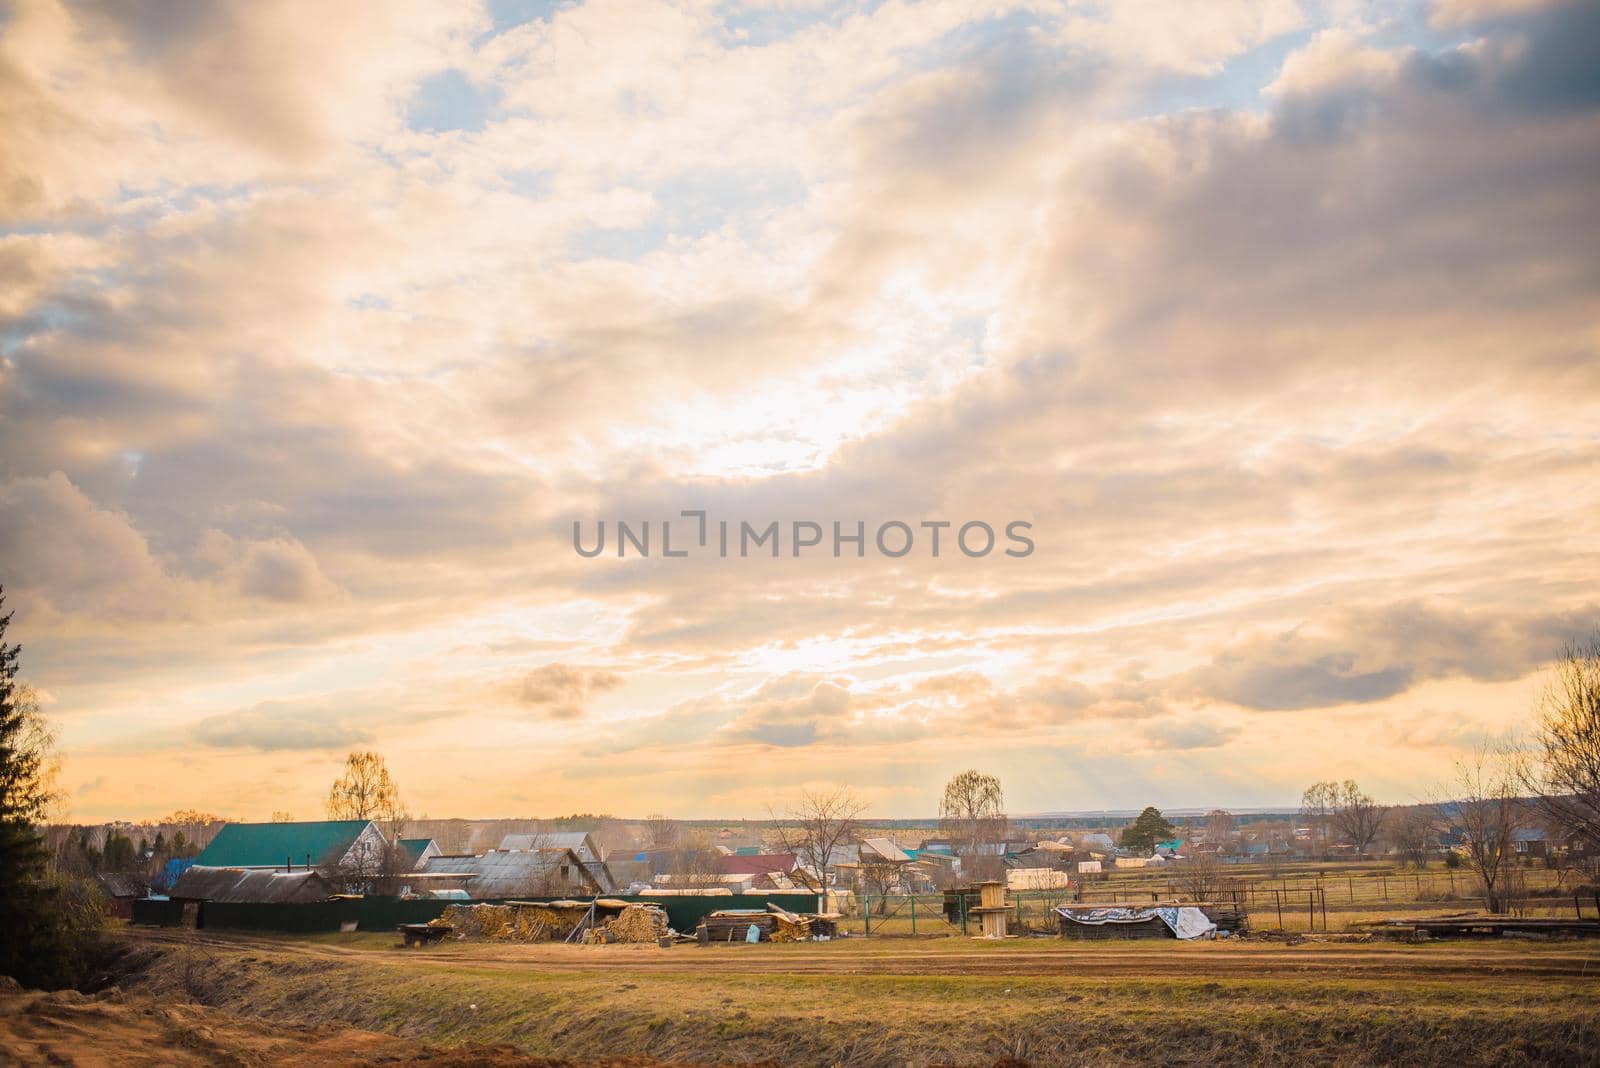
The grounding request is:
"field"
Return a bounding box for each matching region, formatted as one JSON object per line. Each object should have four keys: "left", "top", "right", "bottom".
{"left": 23, "top": 925, "right": 1598, "bottom": 1066}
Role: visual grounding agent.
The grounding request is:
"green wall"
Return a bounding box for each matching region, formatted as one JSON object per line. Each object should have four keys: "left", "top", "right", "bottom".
{"left": 131, "top": 892, "right": 822, "bottom": 935}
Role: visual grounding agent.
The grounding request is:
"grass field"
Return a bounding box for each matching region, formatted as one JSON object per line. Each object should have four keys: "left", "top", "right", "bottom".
{"left": 87, "top": 926, "right": 1600, "bottom": 1066}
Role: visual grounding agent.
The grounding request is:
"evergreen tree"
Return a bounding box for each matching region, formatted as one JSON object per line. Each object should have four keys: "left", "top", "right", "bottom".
{"left": 1120, "top": 806, "right": 1176, "bottom": 854}
{"left": 102, "top": 832, "right": 137, "bottom": 873}
{"left": 0, "top": 586, "right": 83, "bottom": 988}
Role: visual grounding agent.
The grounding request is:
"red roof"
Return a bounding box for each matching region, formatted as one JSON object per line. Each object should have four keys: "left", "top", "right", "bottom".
{"left": 720, "top": 853, "right": 797, "bottom": 875}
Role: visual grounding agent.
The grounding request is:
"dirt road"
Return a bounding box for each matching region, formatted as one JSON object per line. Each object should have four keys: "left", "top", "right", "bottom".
{"left": 134, "top": 926, "right": 1600, "bottom": 982}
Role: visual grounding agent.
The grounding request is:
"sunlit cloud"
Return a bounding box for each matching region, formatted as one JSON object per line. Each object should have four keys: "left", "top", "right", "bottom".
{"left": 0, "top": 0, "right": 1596, "bottom": 820}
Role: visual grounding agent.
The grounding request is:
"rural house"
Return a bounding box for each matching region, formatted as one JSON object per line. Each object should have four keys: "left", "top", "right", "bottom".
{"left": 94, "top": 872, "right": 152, "bottom": 920}
{"left": 499, "top": 831, "right": 618, "bottom": 892}
{"left": 194, "top": 819, "right": 389, "bottom": 873}
{"left": 422, "top": 847, "right": 602, "bottom": 899}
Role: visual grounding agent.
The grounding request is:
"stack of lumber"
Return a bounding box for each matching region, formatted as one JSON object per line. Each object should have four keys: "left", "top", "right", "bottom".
{"left": 768, "top": 904, "right": 810, "bottom": 942}
{"left": 699, "top": 910, "right": 775, "bottom": 942}
{"left": 804, "top": 913, "right": 840, "bottom": 939}
{"left": 1198, "top": 901, "right": 1249, "bottom": 934}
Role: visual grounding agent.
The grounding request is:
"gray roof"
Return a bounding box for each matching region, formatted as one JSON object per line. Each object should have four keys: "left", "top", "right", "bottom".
{"left": 498, "top": 831, "right": 602, "bottom": 861}
{"left": 860, "top": 837, "right": 911, "bottom": 863}
{"left": 169, "top": 865, "right": 335, "bottom": 904}
{"left": 423, "top": 848, "right": 599, "bottom": 899}
{"left": 95, "top": 872, "right": 151, "bottom": 899}
{"left": 495, "top": 832, "right": 615, "bottom": 891}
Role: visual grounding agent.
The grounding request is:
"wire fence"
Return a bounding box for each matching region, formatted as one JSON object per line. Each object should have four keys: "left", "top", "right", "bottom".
{"left": 829, "top": 866, "right": 1597, "bottom": 936}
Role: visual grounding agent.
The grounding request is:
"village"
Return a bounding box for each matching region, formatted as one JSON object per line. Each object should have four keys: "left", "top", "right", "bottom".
{"left": 47, "top": 756, "right": 1599, "bottom": 949}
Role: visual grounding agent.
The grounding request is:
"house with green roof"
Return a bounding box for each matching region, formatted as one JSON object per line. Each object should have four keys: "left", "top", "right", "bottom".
{"left": 194, "top": 819, "right": 387, "bottom": 872}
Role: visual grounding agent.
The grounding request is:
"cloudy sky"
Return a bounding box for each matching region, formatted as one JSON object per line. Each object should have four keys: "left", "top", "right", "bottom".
{"left": 1, "top": 0, "right": 1596, "bottom": 822}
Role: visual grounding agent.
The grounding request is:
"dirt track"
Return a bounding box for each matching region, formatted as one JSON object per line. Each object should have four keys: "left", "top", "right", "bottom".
{"left": 135, "top": 927, "right": 1600, "bottom": 982}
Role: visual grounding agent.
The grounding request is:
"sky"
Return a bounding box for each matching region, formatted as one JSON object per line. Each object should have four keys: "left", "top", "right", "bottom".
{"left": 0, "top": 0, "right": 1596, "bottom": 823}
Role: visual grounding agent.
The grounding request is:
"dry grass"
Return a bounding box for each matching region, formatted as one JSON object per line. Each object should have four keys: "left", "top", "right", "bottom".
{"left": 103, "top": 927, "right": 1600, "bottom": 1066}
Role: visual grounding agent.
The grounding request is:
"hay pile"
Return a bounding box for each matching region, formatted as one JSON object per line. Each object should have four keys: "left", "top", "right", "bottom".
{"left": 430, "top": 903, "right": 561, "bottom": 942}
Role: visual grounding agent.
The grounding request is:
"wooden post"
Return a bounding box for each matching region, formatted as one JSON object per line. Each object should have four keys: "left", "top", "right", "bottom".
{"left": 910, "top": 895, "right": 916, "bottom": 935}
{"left": 1308, "top": 890, "right": 1314, "bottom": 932}
{"left": 1381, "top": 875, "right": 1387, "bottom": 901}
{"left": 1275, "top": 890, "right": 1284, "bottom": 931}
{"left": 1349, "top": 877, "right": 1354, "bottom": 902}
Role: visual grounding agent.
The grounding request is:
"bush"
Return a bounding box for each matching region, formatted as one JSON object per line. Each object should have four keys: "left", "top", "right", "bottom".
{"left": 0, "top": 870, "right": 110, "bottom": 990}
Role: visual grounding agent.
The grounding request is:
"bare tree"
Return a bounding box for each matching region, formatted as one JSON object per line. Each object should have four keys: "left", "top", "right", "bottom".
{"left": 1175, "top": 850, "right": 1231, "bottom": 902}
{"left": 1521, "top": 633, "right": 1600, "bottom": 853}
{"left": 1388, "top": 807, "right": 1435, "bottom": 869}
{"left": 644, "top": 813, "right": 679, "bottom": 851}
{"left": 325, "top": 751, "right": 410, "bottom": 893}
{"left": 858, "top": 857, "right": 904, "bottom": 913}
{"left": 1299, "top": 781, "right": 1338, "bottom": 858}
{"left": 326, "top": 750, "right": 405, "bottom": 823}
{"left": 1439, "top": 748, "right": 1521, "bottom": 914}
{"left": 663, "top": 831, "right": 727, "bottom": 889}
{"left": 1204, "top": 809, "right": 1235, "bottom": 848}
{"left": 768, "top": 788, "right": 867, "bottom": 893}
{"left": 1329, "top": 779, "right": 1388, "bottom": 856}
{"left": 940, "top": 770, "right": 1007, "bottom": 881}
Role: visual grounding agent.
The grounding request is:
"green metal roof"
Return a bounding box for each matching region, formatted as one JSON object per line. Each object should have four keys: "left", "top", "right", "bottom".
{"left": 195, "top": 820, "right": 373, "bottom": 869}
{"left": 399, "top": 837, "right": 435, "bottom": 863}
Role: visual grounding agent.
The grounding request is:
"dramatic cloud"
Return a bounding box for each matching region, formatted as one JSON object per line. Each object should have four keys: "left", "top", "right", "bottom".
{"left": 1187, "top": 604, "right": 1596, "bottom": 711}
{"left": 0, "top": 0, "right": 1595, "bottom": 819}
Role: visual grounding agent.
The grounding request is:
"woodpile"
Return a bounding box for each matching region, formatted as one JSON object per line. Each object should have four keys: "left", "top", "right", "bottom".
{"left": 699, "top": 911, "right": 774, "bottom": 942}
{"left": 593, "top": 904, "right": 669, "bottom": 944}
{"left": 1198, "top": 902, "right": 1249, "bottom": 934}
{"left": 804, "top": 913, "right": 839, "bottom": 939}
{"left": 698, "top": 906, "right": 840, "bottom": 943}
{"left": 429, "top": 902, "right": 585, "bottom": 942}
{"left": 431, "top": 904, "right": 551, "bottom": 942}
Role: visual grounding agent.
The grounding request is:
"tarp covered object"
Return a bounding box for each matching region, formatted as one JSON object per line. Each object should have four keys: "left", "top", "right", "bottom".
{"left": 1055, "top": 906, "right": 1216, "bottom": 940}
